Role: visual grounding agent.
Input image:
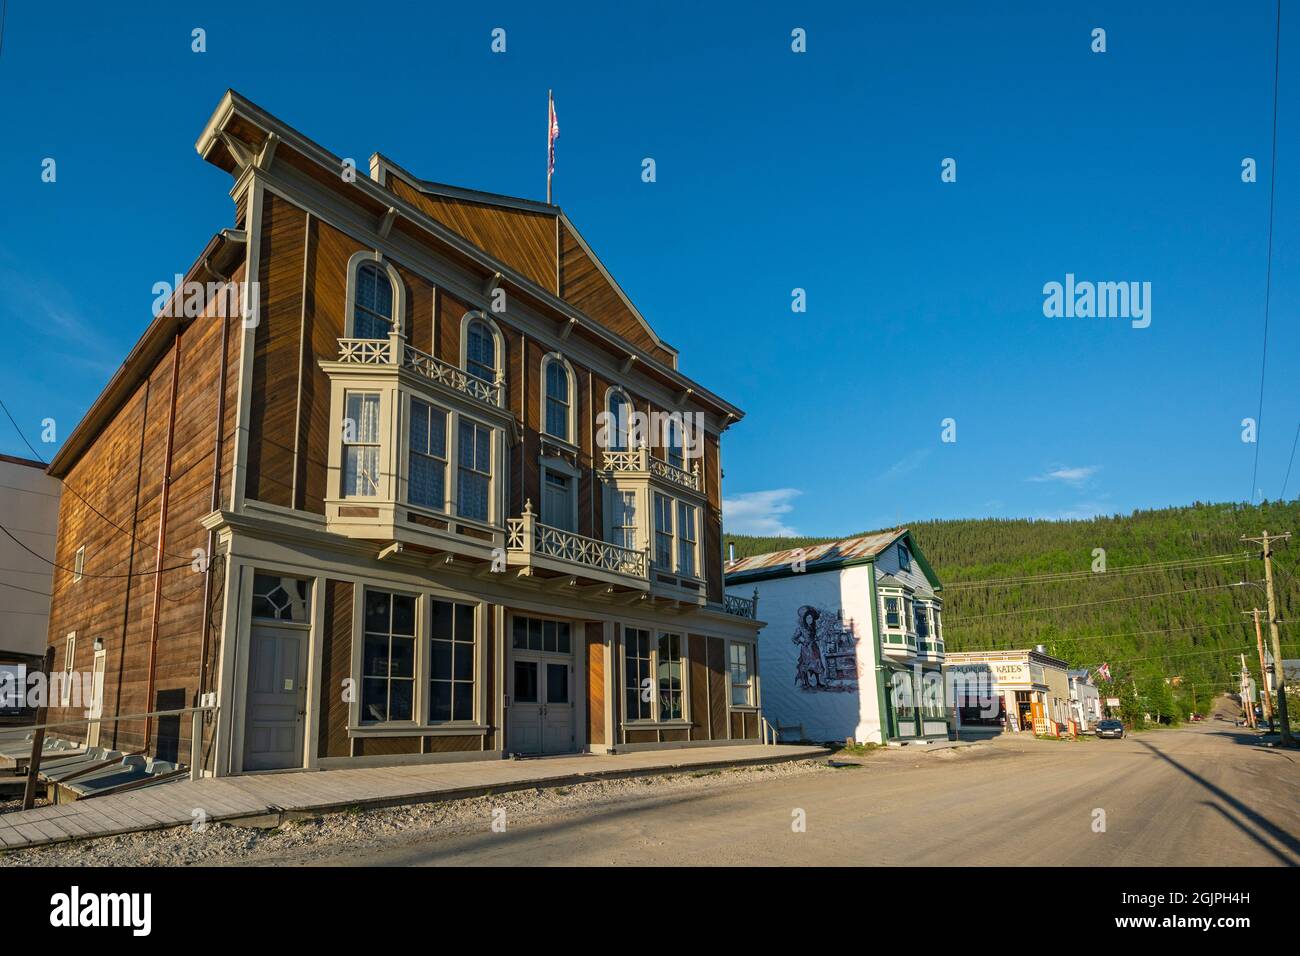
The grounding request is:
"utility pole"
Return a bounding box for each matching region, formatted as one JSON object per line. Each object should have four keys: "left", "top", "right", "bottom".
{"left": 1242, "top": 531, "right": 1292, "bottom": 745}
{"left": 1244, "top": 607, "right": 1274, "bottom": 726}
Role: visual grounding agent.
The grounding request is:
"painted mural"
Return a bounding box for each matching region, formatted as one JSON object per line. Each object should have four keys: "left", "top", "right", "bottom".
{"left": 792, "top": 605, "right": 861, "bottom": 692}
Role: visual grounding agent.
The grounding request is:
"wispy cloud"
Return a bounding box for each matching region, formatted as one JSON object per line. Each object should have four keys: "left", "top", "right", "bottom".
{"left": 1029, "top": 465, "right": 1101, "bottom": 486}
{"left": 723, "top": 488, "right": 802, "bottom": 536}
{"left": 1034, "top": 500, "right": 1112, "bottom": 521}
{"left": 880, "top": 447, "right": 932, "bottom": 482}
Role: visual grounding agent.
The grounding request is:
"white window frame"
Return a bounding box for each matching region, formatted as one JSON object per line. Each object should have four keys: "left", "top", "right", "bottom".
{"left": 73, "top": 545, "right": 85, "bottom": 583}
{"left": 729, "top": 641, "right": 754, "bottom": 708}
{"left": 459, "top": 311, "right": 504, "bottom": 385}
{"left": 341, "top": 390, "right": 383, "bottom": 498}
{"left": 343, "top": 251, "right": 406, "bottom": 340}
{"left": 455, "top": 415, "right": 494, "bottom": 523}
{"left": 406, "top": 395, "right": 449, "bottom": 512}
{"left": 541, "top": 353, "right": 577, "bottom": 445}
{"left": 61, "top": 632, "right": 76, "bottom": 706}
{"left": 621, "top": 628, "right": 689, "bottom": 725}
{"left": 604, "top": 386, "right": 633, "bottom": 451}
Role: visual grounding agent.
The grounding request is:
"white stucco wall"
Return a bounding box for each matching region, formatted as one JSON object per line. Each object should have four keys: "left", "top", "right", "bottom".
{"left": 727, "top": 564, "right": 884, "bottom": 744}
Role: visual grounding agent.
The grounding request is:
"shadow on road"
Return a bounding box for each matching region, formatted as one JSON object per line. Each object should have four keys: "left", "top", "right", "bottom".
{"left": 1134, "top": 736, "right": 1299, "bottom": 867}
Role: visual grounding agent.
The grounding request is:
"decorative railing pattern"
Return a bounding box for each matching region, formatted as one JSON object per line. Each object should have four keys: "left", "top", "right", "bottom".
{"left": 599, "top": 447, "right": 702, "bottom": 493}
{"left": 507, "top": 503, "right": 648, "bottom": 580}
{"left": 724, "top": 592, "right": 758, "bottom": 619}
{"left": 337, "top": 337, "right": 393, "bottom": 364}
{"left": 334, "top": 336, "right": 503, "bottom": 408}
{"left": 402, "top": 344, "right": 504, "bottom": 407}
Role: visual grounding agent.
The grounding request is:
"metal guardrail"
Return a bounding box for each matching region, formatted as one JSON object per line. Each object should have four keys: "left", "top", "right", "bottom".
{"left": 16, "top": 705, "right": 218, "bottom": 807}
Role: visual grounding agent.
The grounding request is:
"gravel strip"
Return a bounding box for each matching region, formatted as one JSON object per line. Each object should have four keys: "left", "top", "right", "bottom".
{"left": 0, "top": 759, "right": 834, "bottom": 867}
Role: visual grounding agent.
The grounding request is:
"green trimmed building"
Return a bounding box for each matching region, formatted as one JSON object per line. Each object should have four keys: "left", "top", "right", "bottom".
{"left": 724, "top": 529, "right": 950, "bottom": 745}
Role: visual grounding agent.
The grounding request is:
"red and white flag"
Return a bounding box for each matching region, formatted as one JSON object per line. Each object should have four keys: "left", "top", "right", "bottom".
{"left": 547, "top": 91, "right": 559, "bottom": 200}
{"left": 1097, "top": 662, "right": 1112, "bottom": 682}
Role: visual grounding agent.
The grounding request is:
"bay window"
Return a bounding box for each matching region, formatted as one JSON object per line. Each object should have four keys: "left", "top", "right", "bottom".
{"left": 457, "top": 419, "right": 491, "bottom": 521}
{"left": 610, "top": 490, "right": 638, "bottom": 550}
{"left": 883, "top": 595, "right": 901, "bottom": 629}
{"left": 408, "top": 398, "right": 448, "bottom": 510}
{"left": 653, "top": 492, "right": 673, "bottom": 568}
{"left": 342, "top": 391, "right": 381, "bottom": 497}
{"left": 676, "top": 501, "right": 697, "bottom": 577}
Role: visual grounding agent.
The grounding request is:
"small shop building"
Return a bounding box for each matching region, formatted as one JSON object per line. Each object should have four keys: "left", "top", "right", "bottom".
{"left": 724, "top": 529, "right": 950, "bottom": 746}
{"left": 946, "top": 647, "right": 1071, "bottom": 734}
{"left": 1067, "top": 669, "right": 1103, "bottom": 730}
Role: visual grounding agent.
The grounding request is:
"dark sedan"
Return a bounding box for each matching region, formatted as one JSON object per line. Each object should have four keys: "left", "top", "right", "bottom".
{"left": 1095, "top": 719, "right": 1126, "bottom": 739}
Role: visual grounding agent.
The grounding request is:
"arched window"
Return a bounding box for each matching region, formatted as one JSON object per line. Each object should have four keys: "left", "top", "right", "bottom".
{"left": 606, "top": 388, "right": 631, "bottom": 451}
{"left": 465, "top": 318, "right": 496, "bottom": 383}
{"left": 666, "top": 417, "right": 684, "bottom": 470}
{"left": 352, "top": 261, "right": 395, "bottom": 340}
{"left": 543, "top": 355, "right": 573, "bottom": 442}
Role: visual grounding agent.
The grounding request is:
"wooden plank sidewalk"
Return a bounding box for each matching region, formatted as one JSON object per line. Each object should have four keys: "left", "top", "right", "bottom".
{"left": 0, "top": 744, "right": 827, "bottom": 851}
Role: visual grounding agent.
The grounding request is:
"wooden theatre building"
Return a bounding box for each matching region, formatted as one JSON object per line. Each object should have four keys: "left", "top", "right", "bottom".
{"left": 41, "top": 90, "right": 764, "bottom": 776}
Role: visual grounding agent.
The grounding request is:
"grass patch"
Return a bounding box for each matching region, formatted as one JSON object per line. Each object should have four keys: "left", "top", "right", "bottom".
{"left": 832, "top": 742, "right": 883, "bottom": 758}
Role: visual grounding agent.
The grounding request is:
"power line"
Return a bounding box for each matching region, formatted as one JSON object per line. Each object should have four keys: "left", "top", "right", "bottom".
{"left": 0, "top": 579, "right": 51, "bottom": 598}
{"left": 0, "top": 395, "right": 198, "bottom": 562}
{"left": 1283, "top": 420, "right": 1300, "bottom": 499}
{"left": 944, "top": 581, "right": 1248, "bottom": 624}
{"left": 1251, "top": 0, "right": 1283, "bottom": 501}
{"left": 943, "top": 553, "right": 1252, "bottom": 590}
{"left": 0, "top": 523, "right": 195, "bottom": 579}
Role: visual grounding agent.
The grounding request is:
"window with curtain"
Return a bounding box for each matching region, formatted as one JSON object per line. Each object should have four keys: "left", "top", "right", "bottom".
{"left": 623, "top": 628, "right": 652, "bottom": 721}
{"left": 342, "top": 391, "right": 381, "bottom": 497}
{"left": 676, "top": 501, "right": 697, "bottom": 577}
{"left": 429, "top": 599, "right": 475, "bottom": 723}
{"left": 361, "top": 590, "right": 416, "bottom": 723}
{"left": 408, "top": 398, "right": 447, "bottom": 510}
{"left": 466, "top": 318, "right": 496, "bottom": 383}
{"left": 916, "top": 605, "right": 930, "bottom": 639}
{"left": 883, "top": 595, "right": 901, "bottom": 629}
{"left": 544, "top": 358, "right": 570, "bottom": 441}
{"left": 657, "top": 633, "right": 683, "bottom": 720}
{"left": 457, "top": 419, "right": 491, "bottom": 521}
{"left": 352, "top": 261, "right": 394, "bottom": 340}
{"left": 606, "top": 389, "right": 631, "bottom": 450}
{"left": 653, "top": 492, "right": 673, "bottom": 569}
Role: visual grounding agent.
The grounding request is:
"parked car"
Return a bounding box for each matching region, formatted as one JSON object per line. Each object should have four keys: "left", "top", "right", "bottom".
{"left": 1189, "top": 713, "right": 1204, "bottom": 721}
{"left": 1096, "top": 719, "right": 1126, "bottom": 739}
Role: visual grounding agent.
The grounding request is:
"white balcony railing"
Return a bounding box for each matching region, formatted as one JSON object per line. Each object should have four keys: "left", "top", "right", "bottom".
{"left": 599, "top": 446, "right": 702, "bottom": 493}
{"left": 507, "top": 502, "right": 648, "bottom": 580}
{"left": 335, "top": 336, "right": 504, "bottom": 409}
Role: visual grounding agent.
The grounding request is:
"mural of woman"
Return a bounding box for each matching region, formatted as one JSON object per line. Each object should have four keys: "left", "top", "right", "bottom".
{"left": 792, "top": 605, "right": 826, "bottom": 690}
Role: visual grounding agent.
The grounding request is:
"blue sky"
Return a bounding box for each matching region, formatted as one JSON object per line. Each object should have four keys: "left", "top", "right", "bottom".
{"left": 1, "top": 1, "right": 1296, "bottom": 537}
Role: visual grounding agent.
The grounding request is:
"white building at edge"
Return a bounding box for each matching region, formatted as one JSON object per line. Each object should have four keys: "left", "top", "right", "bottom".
{"left": 723, "top": 529, "right": 951, "bottom": 746}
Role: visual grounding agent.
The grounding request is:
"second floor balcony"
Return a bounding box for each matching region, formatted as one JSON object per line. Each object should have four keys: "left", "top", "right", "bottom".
{"left": 507, "top": 501, "right": 650, "bottom": 592}
{"left": 599, "top": 445, "right": 702, "bottom": 496}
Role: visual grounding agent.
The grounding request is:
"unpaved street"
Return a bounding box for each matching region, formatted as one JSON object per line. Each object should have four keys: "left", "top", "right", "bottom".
{"left": 304, "top": 723, "right": 1300, "bottom": 866}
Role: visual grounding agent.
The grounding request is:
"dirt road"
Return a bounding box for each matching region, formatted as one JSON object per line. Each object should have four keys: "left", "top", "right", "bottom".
{"left": 300, "top": 723, "right": 1300, "bottom": 866}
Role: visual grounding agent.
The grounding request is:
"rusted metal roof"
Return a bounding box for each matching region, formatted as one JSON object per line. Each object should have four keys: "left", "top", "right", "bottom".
{"left": 724, "top": 528, "right": 908, "bottom": 580}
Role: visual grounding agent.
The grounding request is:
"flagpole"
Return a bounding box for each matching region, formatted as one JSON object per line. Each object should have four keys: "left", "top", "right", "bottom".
{"left": 546, "top": 89, "right": 553, "bottom": 205}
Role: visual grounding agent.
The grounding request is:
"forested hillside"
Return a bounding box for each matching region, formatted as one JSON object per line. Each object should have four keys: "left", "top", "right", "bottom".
{"left": 727, "top": 501, "right": 1300, "bottom": 719}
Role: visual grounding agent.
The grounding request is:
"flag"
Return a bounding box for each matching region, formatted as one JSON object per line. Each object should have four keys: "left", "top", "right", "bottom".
{"left": 547, "top": 92, "right": 559, "bottom": 200}
{"left": 1098, "top": 662, "right": 1112, "bottom": 682}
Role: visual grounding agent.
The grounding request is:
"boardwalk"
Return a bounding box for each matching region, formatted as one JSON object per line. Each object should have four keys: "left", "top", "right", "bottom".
{"left": 0, "top": 744, "right": 826, "bottom": 852}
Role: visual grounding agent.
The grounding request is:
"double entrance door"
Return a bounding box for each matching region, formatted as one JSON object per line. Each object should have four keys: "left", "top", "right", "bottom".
{"left": 508, "top": 616, "right": 576, "bottom": 755}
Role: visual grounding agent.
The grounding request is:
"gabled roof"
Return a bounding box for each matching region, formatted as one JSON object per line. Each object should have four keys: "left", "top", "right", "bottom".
{"left": 724, "top": 528, "right": 943, "bottom": 589}
{"left": 369, "top": 153, "right": 678, "bottom": 368}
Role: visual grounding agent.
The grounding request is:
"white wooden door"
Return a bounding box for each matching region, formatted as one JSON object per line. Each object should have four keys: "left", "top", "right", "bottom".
{"left": 542, "top": 471, "right": 574, "bottom": 531}
{"left": 541, "top": 661, "right": 574, "bottom": 753}
{"left": 86, "top": 649, "right": 106, "bottom": 748}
